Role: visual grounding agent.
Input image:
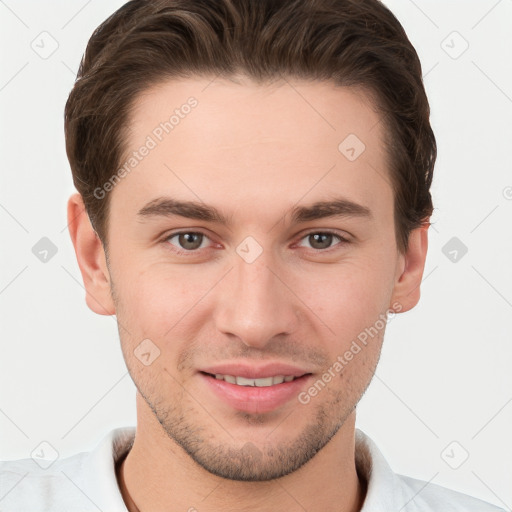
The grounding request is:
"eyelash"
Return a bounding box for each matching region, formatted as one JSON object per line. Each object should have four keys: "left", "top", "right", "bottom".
{"left": 162, "top": 230, "right": 350, "bottom": 256}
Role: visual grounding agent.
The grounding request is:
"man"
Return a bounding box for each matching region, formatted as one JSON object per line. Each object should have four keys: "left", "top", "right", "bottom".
{"left": 0, "top": 0, "right": 505, "bottom": 510}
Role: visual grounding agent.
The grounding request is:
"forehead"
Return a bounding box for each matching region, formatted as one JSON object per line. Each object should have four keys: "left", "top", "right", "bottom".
{"left": 112, "top": 77, "right": 392, "bottom": 226}
{"left": 127, "top": 76, "right": 384, "bottom": 153}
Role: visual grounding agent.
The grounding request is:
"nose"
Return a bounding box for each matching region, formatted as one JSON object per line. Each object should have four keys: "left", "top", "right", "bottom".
{"left": 213, "top": 247, "right": 300, "bottom": 349}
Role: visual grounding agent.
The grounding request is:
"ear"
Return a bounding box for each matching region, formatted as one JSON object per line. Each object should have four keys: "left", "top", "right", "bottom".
{"left": 67, "top": 192, "right": 115, "bottom": 315}
{"left": 389, "top": 223, "right": 430, "bottom": 314}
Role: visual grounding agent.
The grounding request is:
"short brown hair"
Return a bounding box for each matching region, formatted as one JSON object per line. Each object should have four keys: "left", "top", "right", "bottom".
{"left": 64, "top": 0, "right": 436, "bottom": 254}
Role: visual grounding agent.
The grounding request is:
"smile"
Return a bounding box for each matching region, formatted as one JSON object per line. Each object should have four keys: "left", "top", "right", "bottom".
{"left": 199, "top": 370, "right": 313, "bottom": 413}
{"left": 209, "top": 373, "right": 298, "bottom": 386}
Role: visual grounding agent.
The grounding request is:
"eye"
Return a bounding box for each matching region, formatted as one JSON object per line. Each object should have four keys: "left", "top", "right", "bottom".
{"left": 296, "top": 231, "right": 349, "bottom": 251}
{"left": 165, "top": 231, "right": 212, "bottom": 253}
{"left": 163, "top": 229, "right": 350, "bottom": 256}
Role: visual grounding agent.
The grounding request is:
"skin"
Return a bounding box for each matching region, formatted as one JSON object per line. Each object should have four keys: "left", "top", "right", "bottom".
{"left": 68, "top": 76, "right": 429, "bottom": 512}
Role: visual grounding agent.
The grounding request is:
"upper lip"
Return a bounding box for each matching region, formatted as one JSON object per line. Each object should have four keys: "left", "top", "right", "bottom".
{"left": 199, "top": 362, "right": 312, "bottom": 379}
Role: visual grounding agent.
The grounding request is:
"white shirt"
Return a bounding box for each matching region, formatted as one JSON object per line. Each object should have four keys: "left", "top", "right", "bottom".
{"left": 0, "top": 426, "right": 505, "bottom": 511}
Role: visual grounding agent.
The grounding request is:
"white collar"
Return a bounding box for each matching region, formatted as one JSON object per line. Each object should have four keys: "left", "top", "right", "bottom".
{"left": 76, "top": 426, "right": 502, "bottom": 511}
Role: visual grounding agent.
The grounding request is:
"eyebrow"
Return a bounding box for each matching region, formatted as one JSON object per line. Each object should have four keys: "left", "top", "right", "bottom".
{"left": 137, "top": 196, "right": 373, "bottom": 225}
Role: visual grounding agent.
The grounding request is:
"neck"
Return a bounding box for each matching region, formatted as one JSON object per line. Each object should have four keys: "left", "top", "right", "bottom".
{"left": 117, "top": 397, "right": 366, "bottom": 512}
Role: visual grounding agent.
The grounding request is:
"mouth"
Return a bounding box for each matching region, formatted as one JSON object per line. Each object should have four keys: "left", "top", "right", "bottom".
{"left": 200, "top": 371, "right": 306, "bottom": 387}
{"left": 198, "top": 369, "right": 314, "bottom": 414}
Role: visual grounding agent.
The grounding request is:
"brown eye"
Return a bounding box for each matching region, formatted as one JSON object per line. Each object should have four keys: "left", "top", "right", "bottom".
{"left": 166, "top": 232, "right": 209, "bottom": 252}
{"left": 179, "top": 233, "right": 203, "bottom": 250}
{"left": 308, "top": 233, "right": 333, "bottom": 250}
{"left": 297, "top": 231, "right": 349, "bottom": 251}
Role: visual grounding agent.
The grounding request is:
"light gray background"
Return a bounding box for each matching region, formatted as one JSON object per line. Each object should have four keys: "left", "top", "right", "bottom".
{"left": 1, "top": 0, "right": 511, "bottom": 508}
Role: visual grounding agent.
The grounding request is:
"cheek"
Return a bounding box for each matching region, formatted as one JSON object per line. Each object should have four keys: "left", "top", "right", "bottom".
{"left": 113, "top": 243, "right": 395, "bottom": 346}
{"left": 295, "top": 256, "right": 393, "bottom": 335}
{"left": 114, "top": 269, "right": 223, "bottom": 396}
{"left": 114, "top": 265, "right": 211, "bottom": 341}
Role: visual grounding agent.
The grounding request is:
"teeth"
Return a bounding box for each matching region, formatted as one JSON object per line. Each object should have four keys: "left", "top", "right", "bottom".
{"left": 236, "top": 376, "right": 261, "bottom": 386}
{"left": 212, "top": 374, "right": 298, "bottom": 387}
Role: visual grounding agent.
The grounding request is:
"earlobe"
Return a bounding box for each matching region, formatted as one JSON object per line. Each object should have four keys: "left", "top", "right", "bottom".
{"left": 389, "top": 223, "right": 430, "bottom": 314}
{"left": 67, "top": 193, "right": 115, "bottom": 316}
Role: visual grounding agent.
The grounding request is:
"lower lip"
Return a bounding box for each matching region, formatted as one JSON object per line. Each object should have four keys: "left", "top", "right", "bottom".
{"left": 200, "top": 372, "right": 312, "bottom": 414}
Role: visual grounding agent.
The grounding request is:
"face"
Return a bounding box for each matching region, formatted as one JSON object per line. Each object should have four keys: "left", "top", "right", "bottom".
{"left": 100, "top": 77, "right": 409, "bottom": 480}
